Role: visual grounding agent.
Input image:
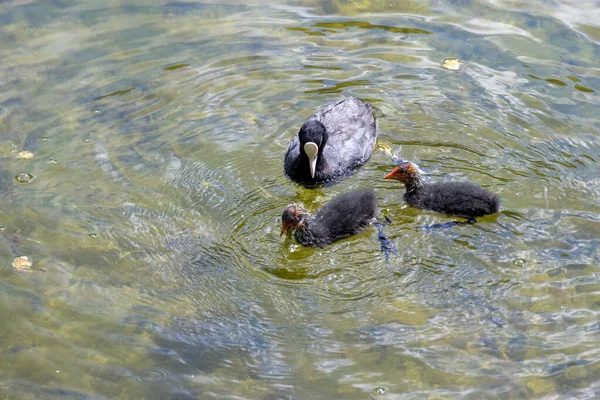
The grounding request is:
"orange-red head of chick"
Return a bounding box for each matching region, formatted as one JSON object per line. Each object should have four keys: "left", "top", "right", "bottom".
{"left": 384, "top": 162, "right": 421, "bottom": 185}
{"left": 280, "top": 206, "right": 307, "bottom": 236}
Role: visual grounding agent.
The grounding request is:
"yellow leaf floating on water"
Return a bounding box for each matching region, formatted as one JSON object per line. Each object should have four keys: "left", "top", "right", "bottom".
{"left": 441, "top": 58, "right": 462, "bottom": 71}
{"left": 12, "top": 256, "right": 32, "bottom": 272}
{"left": 200, "top": 181, "right": 218, "bottom": 189}
{"left": 377, "top": 142, "right": 394, "bottom": 157}
{"left": 16, "top": 151, "right": 34, "bottom": 159}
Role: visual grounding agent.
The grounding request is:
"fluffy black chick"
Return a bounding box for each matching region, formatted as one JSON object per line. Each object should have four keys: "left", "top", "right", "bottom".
{"left": 384, "top": 162, "right": 500, "bottom": 223}
{"left": 281, "top": 189, "right": 378, "bottom": 247}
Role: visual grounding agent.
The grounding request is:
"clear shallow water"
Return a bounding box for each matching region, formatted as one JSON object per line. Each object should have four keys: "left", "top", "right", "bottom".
{"left": 0, "top": 0, "right": 599, "bottom": 398}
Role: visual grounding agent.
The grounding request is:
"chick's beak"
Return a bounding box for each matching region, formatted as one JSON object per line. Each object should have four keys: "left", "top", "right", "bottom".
{"left": 384, "top": 167, "right": 400, "bottom": 180}
{"left": 303, "top": 142, "right": 319, "bottom": 179}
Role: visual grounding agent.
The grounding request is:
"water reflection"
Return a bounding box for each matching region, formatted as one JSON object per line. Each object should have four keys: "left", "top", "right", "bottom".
{"left": 0, "top": 0, "right": 599, "bottom": 398}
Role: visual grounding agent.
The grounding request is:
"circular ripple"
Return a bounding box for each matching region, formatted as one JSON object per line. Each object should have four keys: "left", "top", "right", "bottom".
{"left": 133, "top": 368, "right": 171, "bottom": 383}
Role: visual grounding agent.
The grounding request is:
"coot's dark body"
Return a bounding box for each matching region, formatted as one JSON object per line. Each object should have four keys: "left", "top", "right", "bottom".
{"left": 281, "top": 189, "right": 377, "bottom": 247}
{"left": 284, "top": 97, "right": 377, "bottom": 187}
{"left": 385, "top": 162, "right": 500, "bottom": 220}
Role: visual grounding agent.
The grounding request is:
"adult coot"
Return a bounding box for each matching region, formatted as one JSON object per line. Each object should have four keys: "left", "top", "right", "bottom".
{"left": 384, "top": 161, "right": 500, "bottom": 223}
{"left": 283, "top": 97, "right": 377, "bottom": 187}
{"left": 280, "top": 189, "right": 396, "bottom": 257}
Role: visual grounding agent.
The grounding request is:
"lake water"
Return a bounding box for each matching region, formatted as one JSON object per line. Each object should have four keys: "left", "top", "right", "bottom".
{"left": 1, "top": 0, "right": 599, "bottom": 398}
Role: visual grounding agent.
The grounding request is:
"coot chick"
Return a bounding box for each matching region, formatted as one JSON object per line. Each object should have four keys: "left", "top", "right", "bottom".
{"left": 283, "top": 97, "right": 377, "bottom": 187}
{"left": 281, "top": 189, "right": 396, "bottom": 258}
{"left": 384, "top": 162, "right": 500, "bottom": 223}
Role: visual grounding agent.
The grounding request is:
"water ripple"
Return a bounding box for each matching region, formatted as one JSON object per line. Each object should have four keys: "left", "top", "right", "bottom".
{"left": 1, "top": 0, "right": 600, "bottom": 398}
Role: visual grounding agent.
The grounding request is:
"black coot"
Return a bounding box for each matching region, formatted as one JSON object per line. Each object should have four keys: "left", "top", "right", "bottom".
{"left": 283, "top": 97, "right": 377, "bottom": 187}
{"left": 384, "top": 162, "right": 500, "bottom": 223}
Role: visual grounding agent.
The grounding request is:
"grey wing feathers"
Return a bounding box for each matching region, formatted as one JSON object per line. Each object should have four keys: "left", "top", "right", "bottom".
{"left": 314, "top": 97, "right": 376, "bottom": 174}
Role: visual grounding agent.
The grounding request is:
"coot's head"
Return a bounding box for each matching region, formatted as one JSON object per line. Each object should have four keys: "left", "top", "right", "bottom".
{"left": 298, "top": 120, "right": 328, "bottom": 179}
{"left": 281, "top": 206, "right": 307, "bottom": 236}
{"left": 384, "top": 162, "right": 420, "bottom": 184}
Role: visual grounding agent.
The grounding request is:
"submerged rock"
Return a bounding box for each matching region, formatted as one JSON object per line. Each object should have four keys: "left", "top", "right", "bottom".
{"left": 16, "top": 151, "right": 34, "bottom": 159}
{"left": 12, "top": 256, "right": 32, "bottom": 272}
{"left": 15, "top": 173, "right": 34, "bottom": 183}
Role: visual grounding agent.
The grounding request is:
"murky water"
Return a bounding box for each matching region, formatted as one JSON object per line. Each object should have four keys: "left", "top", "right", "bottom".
{"left": 1, "top": 0, "right": 599, "bottom": 398}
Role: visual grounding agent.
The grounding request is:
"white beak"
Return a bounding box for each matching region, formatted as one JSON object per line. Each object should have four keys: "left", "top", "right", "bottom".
{"left": 303, "top": 142, "right": 319, "bottom": 179}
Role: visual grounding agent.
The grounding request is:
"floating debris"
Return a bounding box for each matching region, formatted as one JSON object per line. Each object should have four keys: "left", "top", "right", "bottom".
{"left": 285, "top": 27, "right": 326, "bottom": 37}
{"left": 313, "top": 21, "right": 433, "bottom": 35}
{"left": 545, "top": 78, "right": 568, "bottom": 86}
{"left": 94, "top": 88, "right": 135, "bottom": 100}
{"left": 12, "top": 256, "right": 32, "bottom": 272}
{"left": 442, "top": 58, "right": 462, "bottom": 71}
{"left": 163, "top": 64, "right": 190, "bottom": 71}
{"left": 15, "top": 172, "right": 34, "bottom": 183}
{"left": 574, "top": 84, "right": 594, "bottom": 93}
{"left": 92, "top": 109, "right": 101, "bottom": 114}
{"left": 16, "top": 151, "right": 34, "bottom": 159}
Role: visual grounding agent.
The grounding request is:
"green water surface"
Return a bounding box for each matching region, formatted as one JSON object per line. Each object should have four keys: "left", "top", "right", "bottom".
{"left": 1, "top": 0, "right": 599, "bottom": 399}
